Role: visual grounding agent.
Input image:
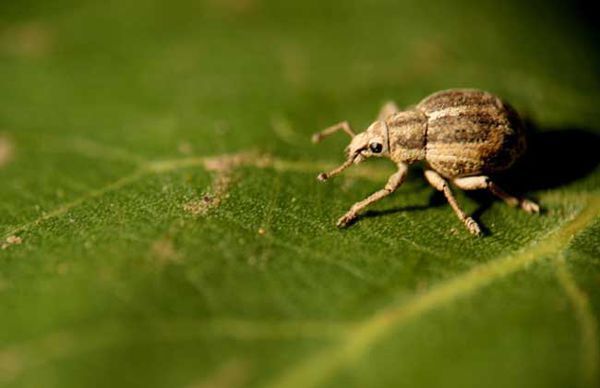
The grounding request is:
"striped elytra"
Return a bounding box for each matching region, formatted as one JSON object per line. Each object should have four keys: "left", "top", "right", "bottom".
{"left": 386, "top": 89, "right": 526, "bottom": 178}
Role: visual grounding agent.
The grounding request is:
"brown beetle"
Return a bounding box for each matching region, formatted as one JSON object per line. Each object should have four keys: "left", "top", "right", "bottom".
{"left": 313, "top": 89, "right": 539, "bottom": 235}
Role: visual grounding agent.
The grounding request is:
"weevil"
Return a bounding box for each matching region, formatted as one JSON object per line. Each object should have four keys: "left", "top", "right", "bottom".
{"left": 312, "top": 88, "right": 540, "bottom": 235}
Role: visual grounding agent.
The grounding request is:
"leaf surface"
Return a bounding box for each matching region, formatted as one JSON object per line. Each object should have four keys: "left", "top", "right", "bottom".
{"left": 1, "top": 1, "right": 599, "bottom": 387}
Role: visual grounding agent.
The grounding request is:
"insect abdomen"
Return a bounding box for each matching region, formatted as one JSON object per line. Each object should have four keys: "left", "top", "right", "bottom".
{"left": 418, "top": 89, "right": 525, "bottom": 178}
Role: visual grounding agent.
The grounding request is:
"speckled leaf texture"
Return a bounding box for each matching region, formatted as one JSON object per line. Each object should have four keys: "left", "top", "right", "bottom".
{"left": 1, "top": 0, "right": 599, "bottom": 387}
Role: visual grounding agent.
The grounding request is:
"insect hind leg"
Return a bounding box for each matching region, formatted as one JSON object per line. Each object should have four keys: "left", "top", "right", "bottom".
{"left": 452, "top": 176, "right": 540, "bottom": 213}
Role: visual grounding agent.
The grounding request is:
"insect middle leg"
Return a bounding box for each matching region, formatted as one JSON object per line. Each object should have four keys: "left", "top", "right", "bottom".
{"left": 424, "top": 170, "right": 482, "bottom": 235}
{"left": 337, "top": 164, "right": 408, "bottom": 228}
{"left": 452, "top": 176, "right": 540, "bottom": 213}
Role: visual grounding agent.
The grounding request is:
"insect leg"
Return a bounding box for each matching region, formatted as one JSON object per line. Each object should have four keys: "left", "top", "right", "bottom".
{"left": 312, "top": 121, "right": 356, "bottom": 143}
{"left": 377, "top": 101, "right": 400, "bottom": 120}
{"left": 452, "top": 176, "right": 540, "bottom": 213}
{"left": 336, "top": 163, "right": 408, "bottom": 228}
{"left": 424, "top": 170, "right": 482, "bottom": 235}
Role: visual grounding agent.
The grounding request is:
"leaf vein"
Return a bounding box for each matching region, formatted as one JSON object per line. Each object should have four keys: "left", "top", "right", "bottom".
{"left": 264, "top": 195, "right": 600, "bottom": 388}
{"left": 555, "top": 254, "right": 600, "bottom": 388}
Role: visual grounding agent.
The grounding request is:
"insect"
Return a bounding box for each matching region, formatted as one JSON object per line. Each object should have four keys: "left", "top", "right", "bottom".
{"left": 312, "top": 88, "right": 540, "bottom": 235}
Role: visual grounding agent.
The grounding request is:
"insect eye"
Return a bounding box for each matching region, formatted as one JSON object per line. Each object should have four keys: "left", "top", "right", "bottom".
{"left": 369, "top": 142, "right": 383, "bottom": 153}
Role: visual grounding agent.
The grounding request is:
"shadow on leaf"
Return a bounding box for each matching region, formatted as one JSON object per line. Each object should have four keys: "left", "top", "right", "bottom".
{"left": 498, "top": 125, "right": 600, "bottom": 192}
{"left": 360, "top": 204, "right": 434, "bottom": 220}
{"left": 470, "top": 125, "right": 600, "bottom": 233}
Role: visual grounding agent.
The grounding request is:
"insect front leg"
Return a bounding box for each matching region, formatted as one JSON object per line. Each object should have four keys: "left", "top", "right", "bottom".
{"left": 452, "top": 176, "right": 540, "bottom": 213}
{"left": 377, "top": 101, "right": 400, "bottom": 121}
{"left": 337, "top": 163, "right": 408, "bottom": 228}
{"left": 424, "top": 170, "right": 482, "bottom": 236}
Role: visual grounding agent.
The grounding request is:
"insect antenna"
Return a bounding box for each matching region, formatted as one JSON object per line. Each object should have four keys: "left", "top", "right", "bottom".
{"left": 317, "top": 149, "right": 364, "bottom": 181}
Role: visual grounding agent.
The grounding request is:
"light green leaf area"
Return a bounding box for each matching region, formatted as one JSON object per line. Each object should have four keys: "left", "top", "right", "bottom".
{"left": 1, "top": 0, "right": 599, "bottom": 387}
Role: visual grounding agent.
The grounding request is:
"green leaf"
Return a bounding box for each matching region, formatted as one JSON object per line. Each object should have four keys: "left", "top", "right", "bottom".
{"left": 1, "top": 1, "right": 599, "bottom": 387}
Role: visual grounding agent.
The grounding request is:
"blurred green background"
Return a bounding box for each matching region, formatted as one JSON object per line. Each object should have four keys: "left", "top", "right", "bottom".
{"left": 1, "top": 0, "right": 599, "bottom": 387}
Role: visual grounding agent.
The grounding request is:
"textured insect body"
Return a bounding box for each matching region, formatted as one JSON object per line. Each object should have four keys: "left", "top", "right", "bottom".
{"left": 418, "top": 90, "right": 526, "bottom": 178}
{"left": 313, "top": 89, "right": 539, "bottom": 235}
{"left": 386, "top": 110, "right": 427, "bottom": 163}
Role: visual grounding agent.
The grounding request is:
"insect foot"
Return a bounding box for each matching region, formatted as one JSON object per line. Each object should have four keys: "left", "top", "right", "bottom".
{"left": 336, "top": 212, "right": 357, "bottom": 228}
{"left": 521, "top": 199, "right": 540, "bottom": 214}
{"left": 465, "top": 217, "right": 482, "bottom": 236}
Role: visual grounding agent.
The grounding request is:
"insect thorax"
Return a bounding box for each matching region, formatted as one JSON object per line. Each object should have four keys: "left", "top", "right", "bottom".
{"left": 386, "top": 109, "right": 427, "bottom": 163}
